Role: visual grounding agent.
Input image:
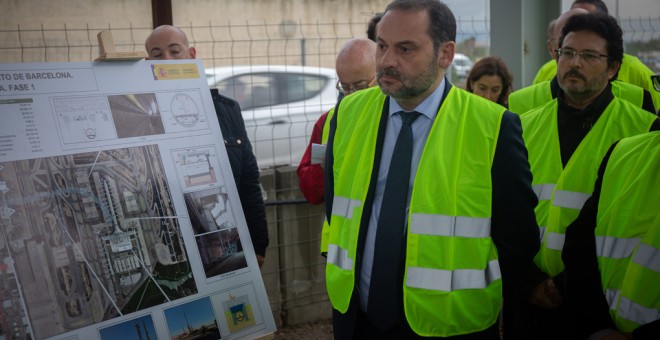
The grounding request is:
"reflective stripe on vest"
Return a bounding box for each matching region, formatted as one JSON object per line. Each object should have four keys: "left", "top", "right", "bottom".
{"left": 533, "top": 183, "right": 555, "bottom": 201}
{"left": 596, "top": 236, "right": 641, "bottom": 259}
{"left": 606, "top": 288, "right": 620, "bottom": 309}
{"left": 633, "top": 243, "right": 660, "bottom": 273}
{"left": 545, "top": 232, "right": 565, "bottom": 251}
{"left": 552, "top": 190, "right": 590, "bottom": 209}
{"left": 326, "top": 244, "right": 353, "bottom": 271}
{"left": 533, "top": 183, "right": 554, "bottom": 242}
{"left": 618, "top": 296, "right": 660, "bottom": 326}
{"left": 409, "top": 214, "right": 490, "bottom": 238}
{"left": 406, "top": 260, "right": 501, "bottom": 292}
{"left": 606, "top": 289, "right": 660, "bottom": 327}
{"left": 331, "top": 196, "right": 361, "bottom": 220}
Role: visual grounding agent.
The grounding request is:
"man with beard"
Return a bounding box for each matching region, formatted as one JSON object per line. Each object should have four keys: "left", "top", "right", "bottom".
{"left": 510, "top": 8, "right": 656, "bottom": 115}
{"left": 514, "top": 12, "right": 660, "bottom": 338}
{"left": 323, "top": 0, "right": 540, "bottom": 338}
{"left": 530, "top": 0, "right": 660, "bottom": 113}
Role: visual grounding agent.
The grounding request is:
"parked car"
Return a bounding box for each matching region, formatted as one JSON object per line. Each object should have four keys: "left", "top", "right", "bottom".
{"left": 450, "top": 53, "right": 474, "bottom": 80}
{"left": 206, "top": 65, "right": 338, "bottom": 169}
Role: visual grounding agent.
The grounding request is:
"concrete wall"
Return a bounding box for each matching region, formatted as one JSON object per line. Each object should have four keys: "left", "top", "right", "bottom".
{"left": 2, "top": 0, "right": 152, "bottom": 28}
{"left": 171, "top": 0, "right": 388, "bottom": 26}
{"left": 1, "top": 0, "right": 388, "bottom": 29}
{"left": 259, "top": 166, "right": 332, "bottom": 327}
{"left": 0, "top": 0, "right": 388, "bottom": 68}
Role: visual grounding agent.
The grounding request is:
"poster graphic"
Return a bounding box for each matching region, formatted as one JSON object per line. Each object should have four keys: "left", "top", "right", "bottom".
{"left": 222, "top": 294, "right": 256, "bottom": 333}
{"left": 0, "top": 60, "right": 275, "bottom": 340}
{"left": 172, "top": 146, "right": 220, "bottom": 189}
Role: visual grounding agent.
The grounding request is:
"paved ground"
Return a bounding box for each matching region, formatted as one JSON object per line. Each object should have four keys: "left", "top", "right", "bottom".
{"left": 274, "top": 319, "right": 333, "bottom": 340}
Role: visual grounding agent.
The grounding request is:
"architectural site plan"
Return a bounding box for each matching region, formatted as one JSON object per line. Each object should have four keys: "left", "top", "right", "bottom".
{"left": 0, "top": 60, "right": 275, "bottom": 339}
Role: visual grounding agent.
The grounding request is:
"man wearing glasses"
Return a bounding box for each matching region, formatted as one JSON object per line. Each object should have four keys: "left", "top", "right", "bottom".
{"left": 513, "top": 12, "right": 660, "bottom": 338}
{"left": 297, "top": 38, "right": 376, "bottom": 205}
{"left": 509, "top": 8, "right": 656, "bottom": 116}
{"left": 531, "top": 0, "right": 660, "bottom": 112}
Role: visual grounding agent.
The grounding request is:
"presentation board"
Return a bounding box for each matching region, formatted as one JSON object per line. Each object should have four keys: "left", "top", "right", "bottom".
{"left": 0, "top": 60, "right": 276, "bottom": 339}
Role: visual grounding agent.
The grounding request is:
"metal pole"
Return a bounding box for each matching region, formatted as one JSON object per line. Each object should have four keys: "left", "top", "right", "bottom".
{"left": 301, "top": 38, "right": 306, "bottom": 66}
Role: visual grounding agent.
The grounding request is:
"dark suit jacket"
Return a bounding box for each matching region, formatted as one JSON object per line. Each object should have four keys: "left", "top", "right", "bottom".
{"left": 211, "top": 89, "right": 269, "bottom": 256}
{"left": 324, "top": 81, "right": 540, "bottom": 339}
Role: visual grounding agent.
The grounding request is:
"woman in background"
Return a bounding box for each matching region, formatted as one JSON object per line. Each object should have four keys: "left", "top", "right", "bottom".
{"left": 465, "top": 56, "right": 514, "bottom": 108}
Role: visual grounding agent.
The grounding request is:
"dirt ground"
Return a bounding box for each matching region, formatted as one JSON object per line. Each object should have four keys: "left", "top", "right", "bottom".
{"left": 273, "top": 319, "right": 333, "bottom": 340}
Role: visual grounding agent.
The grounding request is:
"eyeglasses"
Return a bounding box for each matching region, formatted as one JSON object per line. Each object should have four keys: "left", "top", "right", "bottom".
{"left": 336, "top": 78, "right": 374, "bottom": 95}
{"left": 556, "top": 48, "right": 608, "bottom": 63}
{"left": 652, "top": 74, "right": 660, "bottom": 92}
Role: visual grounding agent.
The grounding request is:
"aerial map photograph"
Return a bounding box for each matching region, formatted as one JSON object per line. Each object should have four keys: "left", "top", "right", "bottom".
{"left": 0, "top": 144, "right": 197, "bottom": 339}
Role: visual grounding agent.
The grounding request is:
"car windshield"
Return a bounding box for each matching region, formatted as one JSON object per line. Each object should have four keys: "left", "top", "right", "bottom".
{"left": 214, "top": 72, "right": 327, "bottom": 110}
{"left": 454, "top": 59, "right": 471, "bottom": 67}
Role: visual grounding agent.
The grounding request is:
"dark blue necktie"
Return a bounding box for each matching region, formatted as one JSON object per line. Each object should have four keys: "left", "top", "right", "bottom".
{"left": 367, "top": 111, "right": 420, "bottom": 332}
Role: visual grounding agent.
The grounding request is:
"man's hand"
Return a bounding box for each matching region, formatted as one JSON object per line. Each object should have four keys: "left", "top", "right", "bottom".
{"left": 600, "top": 331, "right": 632, "bottom": 340}
{"left": 257, "top": 254, "right": 265, "bottom": 268}
{"left": 530, "top": 278, "right": 563, "bottom": 309}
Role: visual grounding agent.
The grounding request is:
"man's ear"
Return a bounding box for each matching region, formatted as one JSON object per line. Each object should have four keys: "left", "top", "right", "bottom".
{"left": 189, "top": 46, "right": 197, "bottom": 59}
{"left": 438, "top": 41, "right": 455, "bottom": 69}
{"left": 607, "top": 60, "right": 621, "bottom": 81}
{"left": 547, "top": 39, "right": 555, "bottom": 58}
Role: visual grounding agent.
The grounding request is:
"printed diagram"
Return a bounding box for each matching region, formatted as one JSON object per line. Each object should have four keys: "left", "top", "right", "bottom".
{"left": 170, "top": 93, "right": 200, "bottom": 128}
{"left": 164, "top": 296, "right": 221, "bottom": 340}
{"left": 184, "top": 187, "right": 248, "bottom": 279}
{"left": 157, "top": 91, "right": 210, "bottom": 133}
{"left": 222, "top": 292, "right": 256, "bottom": 334}
{"left": 53, "top": 96, "right": 117, "bottom": 144}
{"left": 173, "top": 146, "right": 221, "bottom": 189}
{"left": 108, "top": 93, "right": 166, "bottom": 139}
{"left": 0, "top": 145, "right": 196, "bottom": 339}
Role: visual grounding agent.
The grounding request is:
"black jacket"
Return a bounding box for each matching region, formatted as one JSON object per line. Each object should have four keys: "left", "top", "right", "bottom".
{"left": 211, "top": 89, "right": 269, "bottom": 256}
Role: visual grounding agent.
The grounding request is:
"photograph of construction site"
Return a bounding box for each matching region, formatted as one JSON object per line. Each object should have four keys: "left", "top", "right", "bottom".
{"left": 184, "top": 187, "right": 248, "bottom": 279}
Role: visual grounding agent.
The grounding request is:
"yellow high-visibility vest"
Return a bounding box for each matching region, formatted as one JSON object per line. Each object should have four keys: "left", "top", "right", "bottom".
{"left": 327, "top": 86, "right": 504, "bottom": 336}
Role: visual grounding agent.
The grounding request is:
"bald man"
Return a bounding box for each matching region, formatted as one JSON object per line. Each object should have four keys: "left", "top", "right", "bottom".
{"left": 145, "top": 25, "right": 269, "bottom": 267}
{"left": 532, "top": 8, "right": 589, "bottom": 85}
{"left": 297, "top": 37, "right": 377, "bottom": 206}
